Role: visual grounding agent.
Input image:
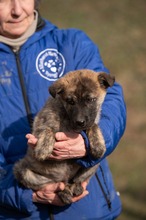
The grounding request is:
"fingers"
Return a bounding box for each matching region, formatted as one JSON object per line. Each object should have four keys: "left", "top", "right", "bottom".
{"left": 32, "top": 181, "right": 89, "bottom": 206}
{"left": 71, "top": 181, "right": 89, "bottom": 203}
{"left": 26, "top": 133, "right": 38, "bottom": 147}
{"left": 81, "top": 181, "right": 88, "bottom": 190}
{"left": 33, "top": 188, "right": 89, "bottom": 206}
{"left": 26, "top": 133, "right": 34, "bottom": 139}
{"left": 39, "top": 182, "right": 65, "bottom": 193}
{"left": 55, "top": 132, "right": 67, "bottom": 141}
{"left": 33, "top": 182, "right": 66, "bottom": 206}
{"left": 71, "top": 190, "right": 89, "bottom": 203}
{"left": 33, "top": 191, "right": 65, "bottom": 206}
{"left": 53, "top": 132, "right": 86, "bottom": 160}
{"left": 55, "top": 132, "right": 79, "bottom": 141}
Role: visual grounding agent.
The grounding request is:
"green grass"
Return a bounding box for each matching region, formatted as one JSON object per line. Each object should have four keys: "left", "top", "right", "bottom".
{"left": 40, "top": 1, "right": 146, "bottom": 219}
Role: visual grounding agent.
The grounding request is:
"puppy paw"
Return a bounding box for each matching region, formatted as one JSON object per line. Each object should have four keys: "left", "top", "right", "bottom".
{"left": 58, "top": 189, "right": 72, "bottom": 205}
{"left": 58, "top": 183, "right": 84, "bottom": 205}
{"left": 87, "top": 125, "right": 106, "bottom": 159}
{"left": 90, "top": 144, "right": 106, "bottom": 159}
{"left": 72, "top": 183, "right": 83, "bottom": 196}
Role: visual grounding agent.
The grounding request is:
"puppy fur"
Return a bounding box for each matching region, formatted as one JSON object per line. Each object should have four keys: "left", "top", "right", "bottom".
{"left": 14, "top": 69, "right": 115, "bottom": 204}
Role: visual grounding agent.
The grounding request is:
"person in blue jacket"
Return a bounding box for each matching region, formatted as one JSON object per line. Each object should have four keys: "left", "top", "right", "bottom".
{"left": 0, "top": 0, "right": 126, "bottom": 219}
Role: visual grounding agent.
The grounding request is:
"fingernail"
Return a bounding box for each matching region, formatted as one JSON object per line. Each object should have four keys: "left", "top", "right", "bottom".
{"left": 37, "top": 191, "right": 42, "bottom": 196}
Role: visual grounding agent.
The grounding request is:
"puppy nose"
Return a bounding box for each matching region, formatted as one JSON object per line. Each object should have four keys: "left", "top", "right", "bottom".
{"left": 76, "top": 120, "right": 85, "bottom": 127}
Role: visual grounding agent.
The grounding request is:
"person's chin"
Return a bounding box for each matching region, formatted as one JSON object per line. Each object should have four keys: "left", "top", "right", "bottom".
{"left": 4, "top": 29, "right": 26, "bottom": 39}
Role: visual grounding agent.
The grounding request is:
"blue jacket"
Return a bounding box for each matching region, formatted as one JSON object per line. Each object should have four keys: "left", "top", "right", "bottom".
{"left": 0, "top": 17, "right": 126, "bottom": 220}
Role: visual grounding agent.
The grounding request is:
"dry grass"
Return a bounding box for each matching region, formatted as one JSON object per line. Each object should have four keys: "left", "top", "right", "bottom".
{"left": 40, "top": 1, "right": 146, "bottom": 219}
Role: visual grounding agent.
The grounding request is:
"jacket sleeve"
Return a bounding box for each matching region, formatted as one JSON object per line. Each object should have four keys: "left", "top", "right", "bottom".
{"left": 0, "top": 154, "right": 36, "bottom": 215}
{"left": 70, "top": 30, "right": 126, "bottom": 167}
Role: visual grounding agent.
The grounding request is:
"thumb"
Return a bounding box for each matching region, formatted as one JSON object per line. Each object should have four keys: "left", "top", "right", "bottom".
{"left": 55, "top": 132, "right": 79, "bottom": 141}
{"left": 55, "top": 132, "right": 69, "bottom": 141}
{"left": 39, "top": 182, "right": 65, "bottom": 193}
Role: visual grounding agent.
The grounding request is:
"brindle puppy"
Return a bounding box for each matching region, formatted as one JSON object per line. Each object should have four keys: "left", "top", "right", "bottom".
{"left": 14, "top": 69, "right": 115, "bottom": 204}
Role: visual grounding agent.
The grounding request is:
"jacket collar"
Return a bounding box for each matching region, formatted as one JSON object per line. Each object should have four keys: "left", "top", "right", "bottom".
{"left": 36, "top": 11, "right": 46, "bottom": 31}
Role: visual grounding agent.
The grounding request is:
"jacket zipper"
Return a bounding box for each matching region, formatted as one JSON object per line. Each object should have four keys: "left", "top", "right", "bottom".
{"left": 95, "top": 165, "right": 112, "bottom": 210}
{"left": 14, "top": 50, "right": 33, "bottom": 130}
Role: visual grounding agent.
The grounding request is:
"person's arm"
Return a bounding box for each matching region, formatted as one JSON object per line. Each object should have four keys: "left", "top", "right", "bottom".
{"left": 0, "top": 154, "right": 35, "bottom": 214}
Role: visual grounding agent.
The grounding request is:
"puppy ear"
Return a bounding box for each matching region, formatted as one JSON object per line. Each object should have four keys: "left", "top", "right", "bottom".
{"left": 49, "top": 81, "right": 64, "bottom": 98}
{"left": 98, "top": 72, "right": 115, "bottom": 89}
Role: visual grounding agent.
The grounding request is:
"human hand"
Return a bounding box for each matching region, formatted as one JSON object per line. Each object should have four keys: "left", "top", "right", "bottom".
{"left": 26, "top": 133, "right": 88, "bottom": 205}
{"left": 32, "top": 181, "right": 89, "bottom": 206}
{"left": 26, "top": 132, "right": 86, "bottom": 160}
{"left": 50, "top": 132, "right": 86, "bottom": 160}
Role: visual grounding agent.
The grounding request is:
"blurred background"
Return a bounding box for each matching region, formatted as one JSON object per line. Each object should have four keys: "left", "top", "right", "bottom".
{"left": 39, "top": 0, "right": 146, "bottom": 219}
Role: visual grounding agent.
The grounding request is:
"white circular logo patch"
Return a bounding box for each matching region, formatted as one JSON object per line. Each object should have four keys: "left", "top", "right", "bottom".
{"left": 36, "top": 48, "right": 65, "bottom": 81}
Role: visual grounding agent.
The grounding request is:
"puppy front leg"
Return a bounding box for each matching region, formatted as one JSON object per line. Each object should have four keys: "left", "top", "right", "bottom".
{"left": 87, "top": 123, "right": 106, "bottom": 159}
{"left": 33, "top": 127, "right": 55, "bottom": 161}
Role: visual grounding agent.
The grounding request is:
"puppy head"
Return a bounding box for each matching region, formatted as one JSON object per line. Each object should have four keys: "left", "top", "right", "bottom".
{"left": 49, "top": 70, "right": 115, "bottom": 97}
{"left": 49, "top": 70, "right": 115, "bottom": 131}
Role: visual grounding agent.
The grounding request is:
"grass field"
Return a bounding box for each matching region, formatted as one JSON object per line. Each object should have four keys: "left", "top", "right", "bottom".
{"left": 40, "top": 1, "right": 146, "bottom": 219}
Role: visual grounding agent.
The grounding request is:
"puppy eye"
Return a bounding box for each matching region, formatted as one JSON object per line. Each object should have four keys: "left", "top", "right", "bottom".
{"left": 86, "top": 97, "right": 97, "bottom": 102}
